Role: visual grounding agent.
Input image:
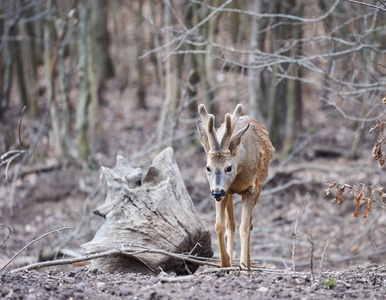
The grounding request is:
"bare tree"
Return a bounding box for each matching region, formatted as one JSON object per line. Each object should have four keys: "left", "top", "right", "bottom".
{"left": 76, "top": 0, "right": 91, "bottom": 162}
{"left": 157, "top": 0, "right": 181, "bottom": 145}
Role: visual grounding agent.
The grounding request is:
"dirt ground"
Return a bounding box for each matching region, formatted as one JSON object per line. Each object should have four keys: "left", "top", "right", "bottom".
{"left": 0, "top": 265, "right": 384, "bottom": 299}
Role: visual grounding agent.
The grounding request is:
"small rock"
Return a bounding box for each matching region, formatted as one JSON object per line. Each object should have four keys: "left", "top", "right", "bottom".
{"left": 96, "top": 282, "right": 106, "bottom": 289}
{"left": 257, "top": 286, "right": 269, "bottom": 293}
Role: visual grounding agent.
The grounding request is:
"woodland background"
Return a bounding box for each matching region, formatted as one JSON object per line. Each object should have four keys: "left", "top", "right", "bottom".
{"left": 0, "top": 0, "right": 385, "bottom": 298}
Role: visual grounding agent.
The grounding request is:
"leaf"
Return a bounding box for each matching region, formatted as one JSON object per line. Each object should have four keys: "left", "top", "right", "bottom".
{"left": 324, "top": 183, "right": 336, "bottom": 197}
{"left": 335, "top": 186, "right": 345, "bottom": 205}
{"left": 363, "top": 199, "right": 374, "bottom": 219}
{"left": 352, "top": 192, "right": 362, "bottom": 217}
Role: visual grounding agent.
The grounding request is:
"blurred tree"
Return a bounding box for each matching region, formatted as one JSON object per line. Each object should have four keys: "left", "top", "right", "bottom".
{"left": 248, "top": 0, "right": 265, "bottom": 123}
{"left": 195, "top": 0, "right": 218, "bottom": 114}
{"left": 134, "top": 0, "right": 146, "bottom": 109}
{"left": 76, "top": 0, "right": 91, "bottom": 162}
{"left": 44, "top": 0, "right": 64, "bottom": 159}
{"left": 157, "top": 0, "right": 181, "bottom": 145}
{"left": 282, "top": 0, "right": 304, "bottom": 155}
{"left": 0, "top": 2, "right": 14, "bottom": 120}
{"left": 109, "top": 0, "right": 129, "bottom": 92}
{"left": 88, "top": 0, "right": 111, "bottom": 153}
{"left": 0, "top": 0, "right": 384, "bottom": 165}
{"left": 55, "top": 1, "right": 75, "bottom": 157}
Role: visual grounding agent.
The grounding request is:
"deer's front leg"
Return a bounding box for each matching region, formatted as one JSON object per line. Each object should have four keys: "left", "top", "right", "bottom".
{"left": 215, "top": 198, "right": 231, "bottom": 267}
{"left": 225, "top": 194, "right": 235, "bottom": 266}
{"left": 240, "top": 194, "right": 254, "bottom": 268}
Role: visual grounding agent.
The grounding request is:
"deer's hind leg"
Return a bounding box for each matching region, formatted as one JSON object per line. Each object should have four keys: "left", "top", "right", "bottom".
{"left": 215, "top": 198, "right": 231, "bottom": 267}
{"left": 240, "top": 193, "right": 254, "bottom": 268}
{"left": 225, "top": 194, "right": 235, "bottom": 266}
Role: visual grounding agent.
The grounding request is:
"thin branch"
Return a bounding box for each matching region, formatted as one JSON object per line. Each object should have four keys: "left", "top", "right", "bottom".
{"left": 18, "top": 106, "right": 27, "bottom": 152}
{"left": 344, "top": 0, "right": 386, "bottom": 12}
{"left": 292, "top": 194, "right": 309, "bottom": 273}
{"left": 266, "top": 135, "right": 314, "bottom": 183}
{"left": 319, "top": 238, "right": 330, "bottom": 280}
{"left": 0, "top": 224, "right": 12, "bottom": 247}
{"left": 1, "top": 226, "right": 74, "bottom": 272}
{"left": 140, "top": 0, "right": 233, "bottom": 60}
{"left": 261, "top": 179, "right": 311, "bottom": 196}
{"left": 307, "top": 231, "right": 315, "bottom": 284}
{"left": 162, "top": 0, "right": 233, "bottom": 62}
{"left": 192, "top": 0, "right": 341, "bottom": 23}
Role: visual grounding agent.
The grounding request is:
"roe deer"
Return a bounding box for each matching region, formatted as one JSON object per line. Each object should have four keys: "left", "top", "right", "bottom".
{"left": 197, "top": 103, "right": 274, "bottom": 268}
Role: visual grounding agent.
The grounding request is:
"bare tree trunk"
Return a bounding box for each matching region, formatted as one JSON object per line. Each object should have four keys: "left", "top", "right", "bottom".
{"left": 55, "top": 2, "right": 73, "bottom": 155}
{"left": 229, "top": 0, "right": 240, "bottom": 44}
{"left": 109, "top": 0, "right": 129, "bottom": 92}
{"left": 12, "top": 30, "right": 29, "bottom": 110}
{"left": 157, "top": 0, "right": 180, "bottom": 145}
{"left": 204, "top": 0, "right": 218, "bottom": 113}
{"left": 76, "top": 0, "right": 91, "bottom": 162}
{"left": 44, "top": 3, "right": 64, "bottom": 160}
{"left": 88, "top": 0, "right": 109, "bottom": 153}
{"left": 149, "top": 1, "right": 164, "bottom": 90}
{"left": 266, "top": 15, "right": 281, "bottom": 145}
{"left": 134, "top": 0, "right": 146, "bottom": 109}
{"left": 194, "top": 0, "right": 218, "bottom": 114}
{"left": 283, "top": 0, "right": 304, "bottom": 155}
{"left": 248, "top": 0, "right": 265, "bottom": 122}
{"left": 0, "top": 4, "right": 14, "bottom": 119}
{"left": 350, "top": 10, "right": 379, "bottom": 159}
{"left": 20, "top": 21, "right": 38, "bottom": 116}
{"left": 318, "top": 0, "right": 348, "bottom": 107}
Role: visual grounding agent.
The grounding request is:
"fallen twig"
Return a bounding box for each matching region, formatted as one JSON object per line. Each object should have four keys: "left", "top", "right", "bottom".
{"left": 319, "top": 237, "right": 330, "bottom": 280}
{"left": 307, "top": 231, "right": 315, "bottom": 284}
{"left": 1, "top": 226, "right": 73, "bottom": 272}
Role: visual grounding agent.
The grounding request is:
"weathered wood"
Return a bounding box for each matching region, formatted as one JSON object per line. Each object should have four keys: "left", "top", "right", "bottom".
{"left": 82, "top": 147, "right": 213, "bottom": 275}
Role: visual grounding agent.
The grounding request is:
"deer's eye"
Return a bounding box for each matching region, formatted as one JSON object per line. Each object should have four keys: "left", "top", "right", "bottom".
{"left": 206, "top": 166, "right": 211, "bottom": 172}
{"left": 225, "top": 165, "right": 232, "bottom": 173}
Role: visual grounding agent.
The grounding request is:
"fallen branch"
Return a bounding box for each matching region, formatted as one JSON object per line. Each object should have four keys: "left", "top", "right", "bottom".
{"left": 1, "top": 226, "right": 73, "bottom": 272}
{"left": 10, "top": 245, "right": 220, "bottom": 274}
{"left": 10, "top": 243, "right": 386, "bottom": 277}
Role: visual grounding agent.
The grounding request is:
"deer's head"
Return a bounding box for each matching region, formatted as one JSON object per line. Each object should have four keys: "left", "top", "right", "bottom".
{"left": 197, "top": 104, "right": 250, "bottom": 201}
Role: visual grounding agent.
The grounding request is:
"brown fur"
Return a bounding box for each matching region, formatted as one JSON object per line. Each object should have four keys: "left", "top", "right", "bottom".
{"left": 197, "top": 104, "right": 274, "bottom": 268}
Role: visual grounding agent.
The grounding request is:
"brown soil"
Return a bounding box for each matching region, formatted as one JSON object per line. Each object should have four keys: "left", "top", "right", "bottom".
{"left": 1, "top": 266, "right": 385, "bottom": 299}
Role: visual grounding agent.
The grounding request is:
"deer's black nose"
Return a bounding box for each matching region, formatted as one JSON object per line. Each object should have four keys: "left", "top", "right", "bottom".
{"left": 212, "top": 189, "right": 226, "bottom": 201}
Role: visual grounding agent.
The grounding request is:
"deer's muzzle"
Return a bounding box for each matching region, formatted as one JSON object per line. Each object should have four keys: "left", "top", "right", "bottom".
{"left": 212, "top": 189, "right": 225, "bottom": 201}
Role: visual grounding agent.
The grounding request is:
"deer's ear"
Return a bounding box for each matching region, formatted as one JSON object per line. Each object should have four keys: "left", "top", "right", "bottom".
{"left": 197, "top": 120, "right": 210, "bottom": 153}
{"left": 229, "top": 123, "right": 250, "bottom": 154}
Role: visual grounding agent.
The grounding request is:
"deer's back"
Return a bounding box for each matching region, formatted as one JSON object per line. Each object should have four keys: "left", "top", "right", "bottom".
{"left": 218, "top": 116, "right": 274, "bottom": 197}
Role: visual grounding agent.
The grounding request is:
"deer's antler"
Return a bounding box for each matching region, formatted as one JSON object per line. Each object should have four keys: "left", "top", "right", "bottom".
{"left": 198, "top": 104, "right": 220, "bottom": 153}
{"left": 220, "top": 104, "right": 243, "bottom": 151}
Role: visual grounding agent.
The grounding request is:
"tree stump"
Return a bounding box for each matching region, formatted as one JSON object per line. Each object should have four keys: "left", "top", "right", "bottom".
{"left": 82, "top": 147, "right": 213, "bottom": 275}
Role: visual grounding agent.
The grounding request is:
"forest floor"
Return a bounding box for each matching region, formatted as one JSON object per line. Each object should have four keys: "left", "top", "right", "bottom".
{"left": 1, "top": 265, "right": 385, "bottom": 299}
{"left": 1, "top": 77, "right": 386, "bottom": 299}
